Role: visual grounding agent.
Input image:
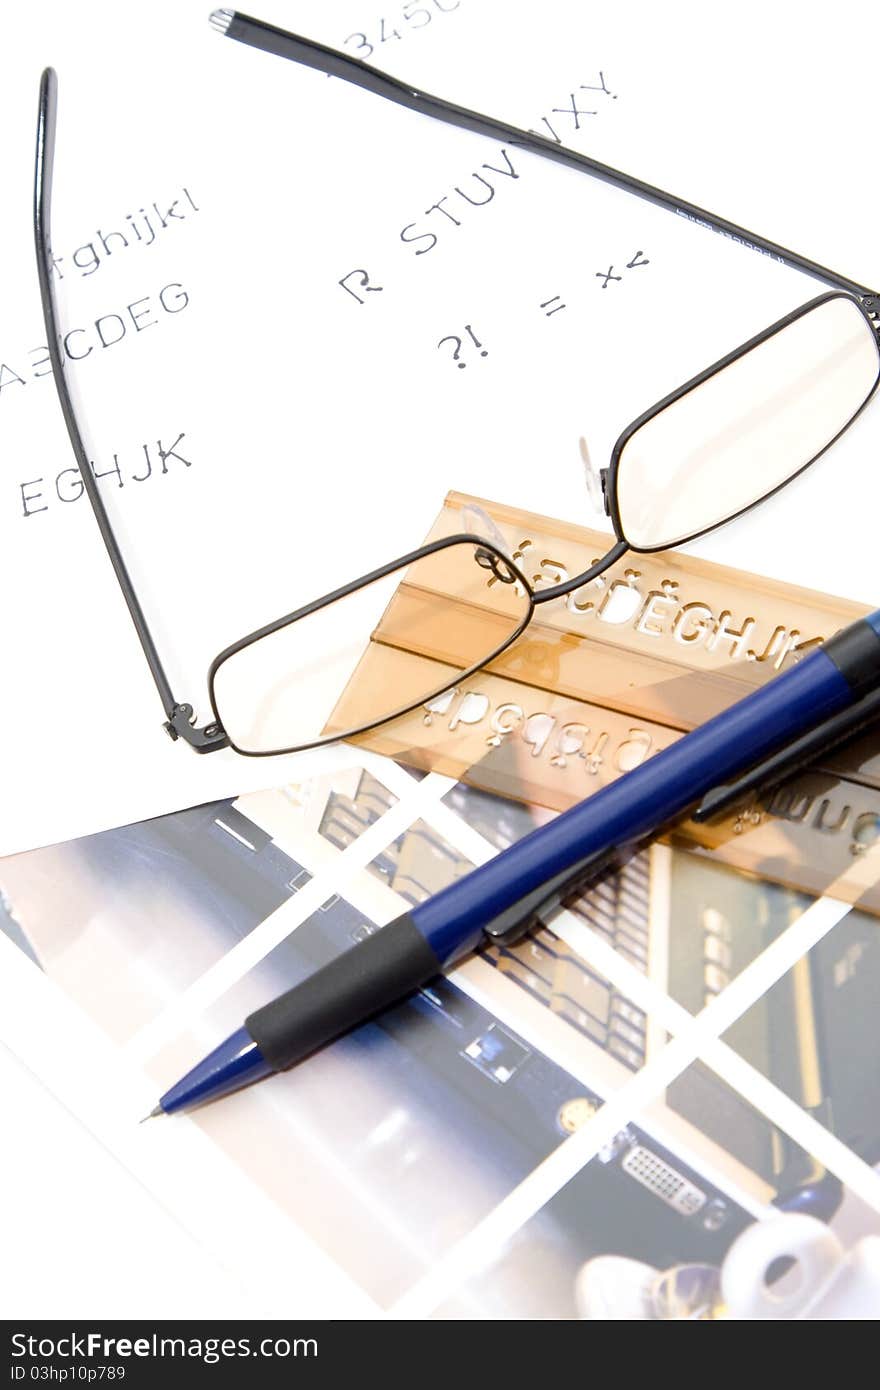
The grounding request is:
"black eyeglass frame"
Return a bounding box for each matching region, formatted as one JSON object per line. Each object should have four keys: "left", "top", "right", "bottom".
{"left": 33, "top": 18, "right": 880, "bottom": 756}
{"left": 207, "top": 532, "right": 536, "bottom": 757}
{"left": 602, "top": 288, "right": 880, "bottom": 563}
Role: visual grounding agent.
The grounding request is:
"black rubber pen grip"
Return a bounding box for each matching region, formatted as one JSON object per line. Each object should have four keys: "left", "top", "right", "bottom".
{"left": 245, "top": 913, "right": 442, "bottom": 1070}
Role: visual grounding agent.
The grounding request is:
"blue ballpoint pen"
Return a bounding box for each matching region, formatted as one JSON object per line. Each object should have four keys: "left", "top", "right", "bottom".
{"left": 147, "top": 610, "right": 880, "bottom": 1118}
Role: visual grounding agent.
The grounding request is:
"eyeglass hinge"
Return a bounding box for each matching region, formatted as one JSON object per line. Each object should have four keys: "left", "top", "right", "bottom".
{"left": 600, "top": 467, "right": 611, "bottom": 516}
{"left": 859, "top": 293, "right": 880, "bottom": 324}
{"left": 164, "top": 704, "right": 229, "bottom": 752}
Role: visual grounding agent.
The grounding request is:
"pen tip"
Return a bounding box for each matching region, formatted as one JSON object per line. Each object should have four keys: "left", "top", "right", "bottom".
{"left": 140, "top": 1105, "right": 164, "bottom": 1123}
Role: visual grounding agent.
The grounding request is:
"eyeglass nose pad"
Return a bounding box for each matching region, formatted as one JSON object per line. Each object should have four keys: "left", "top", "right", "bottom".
{"left": 579, "top": 436, "right": 607, "bottom": 517}
{"left": 460, "top": 502, "right": 514, "bottom": 559}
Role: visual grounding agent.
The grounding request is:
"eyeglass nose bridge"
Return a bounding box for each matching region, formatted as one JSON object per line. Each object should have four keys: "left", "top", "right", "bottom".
{"left": 532, "top": 539, "right": 630, "bottom": 605}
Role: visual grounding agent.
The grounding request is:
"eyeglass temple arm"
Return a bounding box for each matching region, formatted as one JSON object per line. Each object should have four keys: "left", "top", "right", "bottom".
{"left": 212, "top": 10, "right": 878, "bottom": 305}
{"left": 34, "top": 69, "right": 226, "bottom": 751}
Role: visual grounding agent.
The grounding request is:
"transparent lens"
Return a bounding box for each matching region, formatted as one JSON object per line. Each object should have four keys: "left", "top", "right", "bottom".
{"left": 210, "top": 539, "right": 530, "bottom": 755}
{"left": 614, "top": 295, "right": 880, "bottom": 549}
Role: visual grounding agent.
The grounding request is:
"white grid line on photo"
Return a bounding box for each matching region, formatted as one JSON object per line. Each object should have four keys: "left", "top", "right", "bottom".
{"left": 450, "top": 954, "right": 775, "bottom": 1218}
{"left": 123, "top": 769, "right": 450, "bottom": 1064}
{"left": 550, "top": 909, "right": 880, "bottom": 1215}
{"left": 112, "top": 752, "right": 880, "bottom": 1317}
{"left": 129, "top": 750, "right": 879, "bottom": 1211}
{"left": 389, "top": 880, "right": 862, "bottom": 1316}
{"left": 373, "top": 788, "right": 880, "bottom": 1314}
{"left": 415, "top": 781, "right": 880, "bottom": 1207}
{"left": 388, "top": 983, "right": 765, "bottom": 1316}
{"left": 356, "top": 751, "right": 457, "bottom": 803}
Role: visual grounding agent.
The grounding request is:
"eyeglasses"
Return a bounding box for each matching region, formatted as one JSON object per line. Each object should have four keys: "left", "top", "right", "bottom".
{"left": 34, "top": 12, "right": 880, "bottom": 757}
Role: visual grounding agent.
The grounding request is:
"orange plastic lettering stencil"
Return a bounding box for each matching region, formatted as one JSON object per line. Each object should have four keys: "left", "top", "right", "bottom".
{"left": 331, "top": 492, "right": 880, "bottom": 912}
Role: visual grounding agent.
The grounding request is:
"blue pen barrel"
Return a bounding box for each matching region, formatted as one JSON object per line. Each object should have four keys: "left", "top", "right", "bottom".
{"left": 154, "top": 613, "right": 880, "bottom": 1113}
{"left": 414, "top": 642, "right": 863, "bottom": 965}
{"left": 159, "top": 1025, "right": 272, "bottom": 1114}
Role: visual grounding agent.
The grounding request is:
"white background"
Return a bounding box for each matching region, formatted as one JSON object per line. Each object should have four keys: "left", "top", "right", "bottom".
{"left": 2, "top": 0, "right": 879, "bottom": 854}
{"left": 2, "top": 0, "right": 880, "bottom": 1318}
{"left": 0, "top": 1044, "right": 253, "bottom": 1319}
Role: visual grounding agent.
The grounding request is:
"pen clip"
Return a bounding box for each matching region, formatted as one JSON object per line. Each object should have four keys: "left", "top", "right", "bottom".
{"left": 693, "top": 769, "right": 776, "bottom": 825}
{"left": 481, "top": 847, "right": 623, "bottom": 945}
{"left": 693, "top": 683, "right": 880, "bottom": 824}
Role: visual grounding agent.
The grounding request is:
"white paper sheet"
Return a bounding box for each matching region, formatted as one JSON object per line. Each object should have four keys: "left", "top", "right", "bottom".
{"left": 3, "top": 0, "right": 879, "bottom": 854}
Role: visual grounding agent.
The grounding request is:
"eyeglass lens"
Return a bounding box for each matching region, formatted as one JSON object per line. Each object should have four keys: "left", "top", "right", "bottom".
{"left": 210, "top": 540, "right": 530, "bottom": 755}
{"left": 614, "top": 295, "right": 880, "bottom": 551}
